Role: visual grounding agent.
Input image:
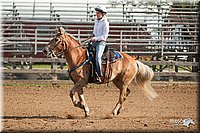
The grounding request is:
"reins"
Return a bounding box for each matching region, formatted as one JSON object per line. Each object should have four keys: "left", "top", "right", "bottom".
{"left": 53, "top": 34, "right": 86, "bottom": 57}
{"left": 50, "top": 32, "right": 96, "bottom": 82}
{"left": 58, "top": 34, "right": 91, "bottom": 77}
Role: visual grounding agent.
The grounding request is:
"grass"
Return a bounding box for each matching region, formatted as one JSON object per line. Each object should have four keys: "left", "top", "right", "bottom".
{"left": 32, "top": 64, "right": 52, "bottom": 68}
{"left": 3, "top": 63, "right": 68, "bottom": 69}
{"left": 4, "top": 63, "right": 192, "bottom": 71}
{"left": 151, "top": 65, "right": 192, "bottom": 72}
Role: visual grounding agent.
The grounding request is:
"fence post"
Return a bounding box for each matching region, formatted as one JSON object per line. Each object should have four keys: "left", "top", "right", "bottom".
{"left": 13, "top": 55, "right": 16, "bottom": 69}
{"left": 120, "top": 30, "right": 123, "bottom": 52}
{"left": 160, "top": 30, "right": 164, "bottom": 72}
{"left": 51, "top": 61, "right": 58, "bottom": 81}
{"left": 20, "top": 55, "right": 24, "bottom": 69}
{"left": 86, "top": 3, "right": 89, "bottom": 21}
{"left": 122, "top": 3, "right": 125, "bottom": 22}
{"left": 78, "top": 29, "right": 81, "bottom": 41}
{"left": 29, "top": 57, "right": 32, "bottom": 69}
{"left": 161, "top": 31, "right": 164, "bottom": 59}
{"left": 34, "top": 28, "right": 37, "bottom": 55}
{"left": 168, "top": 61, "right": 173, "bottom": 82}
{"left": 60, "top": 56, "right": 64, "bottom": 69}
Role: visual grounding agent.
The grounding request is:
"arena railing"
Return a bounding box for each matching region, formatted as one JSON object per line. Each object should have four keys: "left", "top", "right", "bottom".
{"left": 2, "top": 22, "right": 198, "bottom": 56}
{"left": 2, "top": 57, "right": 199, "bottom": 81}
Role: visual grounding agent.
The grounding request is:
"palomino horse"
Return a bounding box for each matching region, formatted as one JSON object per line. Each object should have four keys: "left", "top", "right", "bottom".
{"left": 43, "top": 27, "right": 158, "bottom": 117}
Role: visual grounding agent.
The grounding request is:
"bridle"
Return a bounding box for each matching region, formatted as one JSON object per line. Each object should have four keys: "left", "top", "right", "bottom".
{"left": 43, "top": 32, "right": 92, "bottom": 80}
{"left": 44, "top": 35, "right": 66, "bottom": 58}
{"left": 45, "top": 34, "right": 84, "bottom": 58}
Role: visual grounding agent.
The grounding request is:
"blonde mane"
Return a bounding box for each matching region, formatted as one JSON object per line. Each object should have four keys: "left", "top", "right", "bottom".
{"left": 56, "top": 27, "right": 82, "bottom": 46}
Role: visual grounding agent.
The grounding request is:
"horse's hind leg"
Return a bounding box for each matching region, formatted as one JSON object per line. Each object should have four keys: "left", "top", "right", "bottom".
{"left": 112, "top": 80, "right": 131, "bottom": 116}
{"left": 126, "top": 88, "right": 131, "bottom": 97}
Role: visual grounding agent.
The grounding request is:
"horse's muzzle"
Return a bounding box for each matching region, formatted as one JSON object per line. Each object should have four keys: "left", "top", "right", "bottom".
{"left": 43, "top": 46, "right": 49, "bottom": 56}
{"left": 43, "top": 46, "right": 57, "bottom": 58}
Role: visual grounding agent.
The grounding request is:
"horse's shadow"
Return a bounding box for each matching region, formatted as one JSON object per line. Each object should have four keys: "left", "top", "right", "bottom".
{"left": 3, "top": 114, "right": 116, "bottom": 121}
{"left": 3, "top": 114, "right": 81, "bottom": 120}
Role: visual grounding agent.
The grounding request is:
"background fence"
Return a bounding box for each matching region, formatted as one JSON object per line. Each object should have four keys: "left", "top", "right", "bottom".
{"left": 1, "top": 1, "right": 199, "bottom": 81}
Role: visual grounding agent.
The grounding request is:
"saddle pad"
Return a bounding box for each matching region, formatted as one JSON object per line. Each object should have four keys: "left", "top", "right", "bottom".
{"left": 102, "top": 51, "right": 123, "bottom": 64}
{"left": 113, "top": 51, "right": 123, "bottom": 60}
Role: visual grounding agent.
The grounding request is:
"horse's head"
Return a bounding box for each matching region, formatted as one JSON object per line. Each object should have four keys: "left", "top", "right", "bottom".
{"left": 43, "top": 27, "right": 67, "bottom": 58}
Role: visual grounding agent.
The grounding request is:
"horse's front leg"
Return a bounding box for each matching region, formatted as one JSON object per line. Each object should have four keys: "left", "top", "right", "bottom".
{"left": 69, "top": 85, "right": 79, "bottom": 106}
{"left": 69, "top": 82, "right": 90, "bottom": 117}
{"left": 77, "top": 88, "right": 90, "bottom": 117}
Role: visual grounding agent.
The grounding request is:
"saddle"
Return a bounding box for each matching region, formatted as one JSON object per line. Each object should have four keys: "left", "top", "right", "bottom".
{"left": 86, "top": 45, "right": 123, "bottom": 83}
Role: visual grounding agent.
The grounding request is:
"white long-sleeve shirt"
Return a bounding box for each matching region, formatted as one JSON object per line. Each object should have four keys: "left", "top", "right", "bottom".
{"left": 92, "top": 16, "right": 109, "bottom": 41}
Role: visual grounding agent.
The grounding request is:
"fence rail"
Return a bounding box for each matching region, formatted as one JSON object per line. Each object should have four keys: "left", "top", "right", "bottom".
{"left": 2, "top": 57, "right": 199, "bottom": 81}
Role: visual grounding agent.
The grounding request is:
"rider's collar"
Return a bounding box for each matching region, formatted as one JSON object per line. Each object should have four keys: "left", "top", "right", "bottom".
{"left": 97, "top": 17, "right": 103, "bottom": 20}
{"left": 97, "top": 16, "right": 106, "bottom": 21}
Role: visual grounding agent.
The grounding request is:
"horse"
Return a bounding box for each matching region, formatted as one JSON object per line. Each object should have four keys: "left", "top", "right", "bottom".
{"left": 43, "top": 27, "right": 158, "bottom": 117}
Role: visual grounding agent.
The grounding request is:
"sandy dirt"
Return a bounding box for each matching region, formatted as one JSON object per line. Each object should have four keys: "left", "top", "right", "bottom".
{"left": 2, "top": 80, "right": 199, "bottom": 132}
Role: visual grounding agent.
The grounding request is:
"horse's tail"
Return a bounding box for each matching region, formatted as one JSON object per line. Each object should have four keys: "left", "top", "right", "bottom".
{"left": 135, "top": 60, "right": 158, "bottom": 100}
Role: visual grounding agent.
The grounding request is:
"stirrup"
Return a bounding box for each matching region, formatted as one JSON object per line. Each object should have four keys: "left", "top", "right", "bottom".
{"left": 95, "top": 72, "right": 102, "bottom": 83}
{"left": 96, "top": 76, "right": 102, "bottom": 83}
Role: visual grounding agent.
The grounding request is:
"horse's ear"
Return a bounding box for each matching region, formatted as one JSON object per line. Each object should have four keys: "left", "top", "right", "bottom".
{"left": 55, "top": 27, "right": 65, "bottom": 35}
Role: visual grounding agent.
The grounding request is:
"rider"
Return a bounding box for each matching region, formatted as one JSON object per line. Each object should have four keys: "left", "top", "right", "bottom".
{"left": 89, "top": 5, "right": 109, "bottom": 82}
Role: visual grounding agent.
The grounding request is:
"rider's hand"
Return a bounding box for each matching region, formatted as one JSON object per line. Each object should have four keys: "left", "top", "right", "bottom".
{"left": 90, "top": 33, "right": 95, "bottom": 37}
{"left": 88, "top": 37, "right": 95, "bottom": 42}
{"left": 90, "top": 37, "right": 96, "bottom": 42}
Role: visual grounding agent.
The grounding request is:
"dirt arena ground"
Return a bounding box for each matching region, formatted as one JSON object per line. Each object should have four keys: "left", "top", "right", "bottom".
{"left": 2, "top": 80, "right": 199, "bottom": 132}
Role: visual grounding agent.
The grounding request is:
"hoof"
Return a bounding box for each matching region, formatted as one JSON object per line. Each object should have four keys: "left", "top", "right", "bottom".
{"left": 85, "top": 113, "right": 90, "bottom": 118}
{"left": 117, "top": 110, "right": 120, "bottom": 115}
{"left": 110, "top": 111, "right": 118, "bottom": 117}
{"left": 75, "top": 101, "right": 84, "bottom": 109}
{"left": 104, "top": 113, "right": 115, "bottom": 119}
{"left": 117, "top": 107, "right": 124, "bottom": 115}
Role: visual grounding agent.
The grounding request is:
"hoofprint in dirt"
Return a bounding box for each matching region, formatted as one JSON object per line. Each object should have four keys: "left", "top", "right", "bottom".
{"left": 2, "top": 80, "right": 199, "bottom": 132}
